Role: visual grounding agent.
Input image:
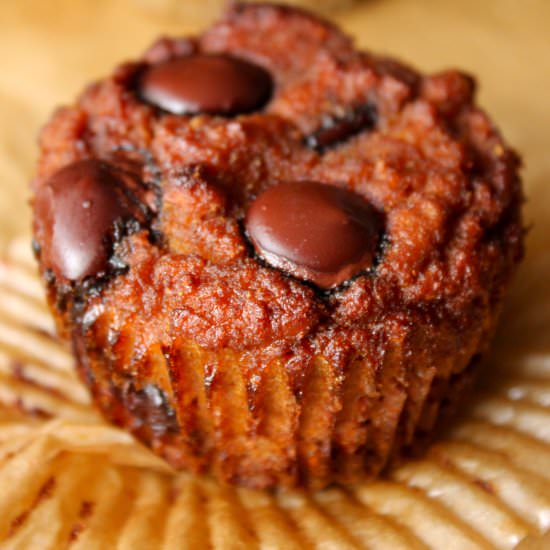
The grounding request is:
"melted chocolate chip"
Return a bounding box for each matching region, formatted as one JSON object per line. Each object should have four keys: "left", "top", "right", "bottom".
{"left": 34, "top": 159, "right": 142, "bottom": 281}
{"left": 139, "top": 53, "right": 273, "bottom": 116}
{"left": 123, "top": 382, "right": 179, "bottom": 436}
{"left": 305, "top": 104, "right": 377, "bottom": 152}
{"left": 245, "top": 181, "right": 382, "bottom": 289}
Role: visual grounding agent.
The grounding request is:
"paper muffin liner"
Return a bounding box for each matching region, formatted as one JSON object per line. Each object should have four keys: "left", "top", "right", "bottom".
{"left": 0, "top": 236, "right": 549, "bottom": 549}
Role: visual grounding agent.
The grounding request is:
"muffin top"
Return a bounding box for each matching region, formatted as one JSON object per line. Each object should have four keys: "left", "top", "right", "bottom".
{"left": 33, "top": 2, "right": 523, "bottom": 357}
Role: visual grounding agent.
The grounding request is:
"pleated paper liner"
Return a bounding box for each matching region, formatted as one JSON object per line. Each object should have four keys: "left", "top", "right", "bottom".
{"left": 1, "top": 237, "right": 550, "bottom": 549}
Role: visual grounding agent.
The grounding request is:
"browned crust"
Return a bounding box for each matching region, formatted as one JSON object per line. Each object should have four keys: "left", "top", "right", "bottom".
{"left": 32, "top": 3, "right": 524, "bottom": 488}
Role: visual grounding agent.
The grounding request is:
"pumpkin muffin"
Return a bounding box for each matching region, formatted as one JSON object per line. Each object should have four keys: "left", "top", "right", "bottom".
{"left": 31, "top": 3, "right": 524, "bottom": 488}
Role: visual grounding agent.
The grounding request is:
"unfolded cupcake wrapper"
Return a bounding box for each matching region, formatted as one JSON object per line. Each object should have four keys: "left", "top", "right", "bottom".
{"left": 0, "top": 236, "right": 550, "bottom": 548}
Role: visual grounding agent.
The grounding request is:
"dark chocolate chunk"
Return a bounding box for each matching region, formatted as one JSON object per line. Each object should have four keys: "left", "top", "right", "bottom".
{"left": 245, "top": 181, "right": 382, "bottom": 289}
{"left": 34, "top": 159, "right": 141, "bottom": 281}
{"left": 305, "top": 104, "right": 377, "bottom": 152}
{"left": 139, "top": 53, "right": 273, "bottom": 115}
{"left": 123, "top": 382, "right": 180, "bottom": 436}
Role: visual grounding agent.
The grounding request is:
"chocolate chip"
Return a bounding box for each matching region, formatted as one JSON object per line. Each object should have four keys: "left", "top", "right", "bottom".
{"left": 120, "top": 382, "right": 179, "bottom": 436}
{"left": 245, "top": 181, "right": 382, "bottom": 289}
{"left": 305, "top": 104, "right": 377, "bottom": 152}
{"left": 34, "top": 159, "right": 142, "bottom": 281}
{"left": 139, "top": 53, "right": 273, "bottom": 116}
{"left": 31, "top": 238, "right": 41, "bottom": 257}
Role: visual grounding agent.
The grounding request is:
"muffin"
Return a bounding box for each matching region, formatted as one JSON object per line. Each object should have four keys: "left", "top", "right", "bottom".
{"left": 31, "top": 2, "right": 524, "bottom": 488}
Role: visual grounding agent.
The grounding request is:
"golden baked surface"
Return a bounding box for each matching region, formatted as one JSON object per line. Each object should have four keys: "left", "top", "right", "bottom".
{"left": 31, "top": 3, "right": 523, "bottom": 487}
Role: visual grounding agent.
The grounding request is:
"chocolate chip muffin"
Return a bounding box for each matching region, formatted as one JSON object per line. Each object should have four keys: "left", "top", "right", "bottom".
{"left": 31, "top": 3, "right": 524, "bottom": 488}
